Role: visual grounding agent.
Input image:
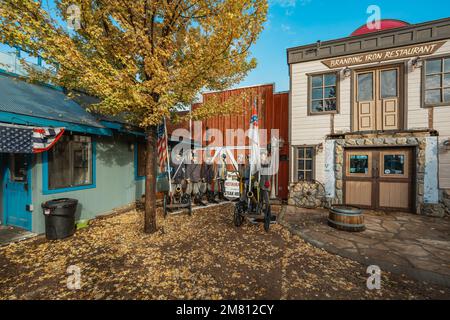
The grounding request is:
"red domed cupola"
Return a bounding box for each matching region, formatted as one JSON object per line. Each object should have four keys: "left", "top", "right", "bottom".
{"left": 351, "top": 19, "right": 410, "bottom": 36}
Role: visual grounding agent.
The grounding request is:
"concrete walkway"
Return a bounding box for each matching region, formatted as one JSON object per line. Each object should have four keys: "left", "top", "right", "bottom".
{"left": 280, "top": 206, "right": 450, "bottom": 287}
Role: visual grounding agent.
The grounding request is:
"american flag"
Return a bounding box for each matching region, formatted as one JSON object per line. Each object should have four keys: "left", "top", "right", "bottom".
{"left": 0, "top": 123, "right": 65, "bottom": 154}
{"left": 156, "top": 119, "right": 168, "bottom": 173}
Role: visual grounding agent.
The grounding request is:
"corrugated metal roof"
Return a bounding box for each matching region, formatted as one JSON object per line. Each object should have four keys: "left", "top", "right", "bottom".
{"left": 0, "top": 74, "right": 104, "bottom": 128}
{"left": 71, "top": 90, "right": 142, "bottom": 127}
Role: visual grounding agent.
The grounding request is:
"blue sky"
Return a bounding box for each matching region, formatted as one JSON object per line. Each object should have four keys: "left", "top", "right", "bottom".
{"left": 1, "top": 0, "right": 448, "bottom": 93}
{"left": 240, "top": 0, "right": 450, "bottom": 92}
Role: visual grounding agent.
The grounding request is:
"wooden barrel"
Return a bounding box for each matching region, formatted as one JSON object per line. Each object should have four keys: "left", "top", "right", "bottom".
{"left": 328, "top": 205, "right": 365, "bottom": 232}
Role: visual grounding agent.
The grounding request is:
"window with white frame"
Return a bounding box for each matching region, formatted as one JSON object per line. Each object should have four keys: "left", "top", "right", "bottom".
{"left": 424, "top": 56, "right": 450, "bottom": 106}
{"left": 309, "top": 72, "right": 339, "bottom": 114}
{"left": 296, "top": 146, "right": 314, "bottom": 181}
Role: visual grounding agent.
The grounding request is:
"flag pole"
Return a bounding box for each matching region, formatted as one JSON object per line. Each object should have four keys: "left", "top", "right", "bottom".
{"left": 248, "top": 97, "right": 257, "bottom": 206}
{"left": 164, "top": 117, "right": 172, "bottom": 194}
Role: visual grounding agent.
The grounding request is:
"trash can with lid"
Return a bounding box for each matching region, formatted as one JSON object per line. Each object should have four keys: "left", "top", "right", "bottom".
{"left": 42, "top": 198, "right": 78, "bottom": 240}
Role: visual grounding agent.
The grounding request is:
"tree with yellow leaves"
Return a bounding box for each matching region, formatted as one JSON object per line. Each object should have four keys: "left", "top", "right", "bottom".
{"left": 0, "top": 0, "right": 267, "bottom": 233}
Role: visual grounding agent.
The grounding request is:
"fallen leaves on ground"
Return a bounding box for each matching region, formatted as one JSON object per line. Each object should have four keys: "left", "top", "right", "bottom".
{"left": 0, "top": 204, "right": 448, "bottom": 300}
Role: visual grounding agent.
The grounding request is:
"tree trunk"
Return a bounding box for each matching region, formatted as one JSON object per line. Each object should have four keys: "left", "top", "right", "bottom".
{"left": 144, "top": 126, "right": 158, "bottom": 233}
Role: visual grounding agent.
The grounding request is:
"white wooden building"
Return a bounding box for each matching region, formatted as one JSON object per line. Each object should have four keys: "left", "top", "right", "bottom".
{"left": 287, "top": 18, "right": 450, "bottom": 216}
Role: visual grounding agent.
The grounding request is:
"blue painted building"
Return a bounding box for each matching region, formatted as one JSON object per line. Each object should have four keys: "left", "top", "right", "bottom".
{"left": 0, "top": 69, "right": 147, "bottom": 234}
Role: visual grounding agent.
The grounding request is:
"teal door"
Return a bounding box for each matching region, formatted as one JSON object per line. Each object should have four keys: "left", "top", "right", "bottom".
{"left": 3, "top": 154, "right": 32, "bottom": 231}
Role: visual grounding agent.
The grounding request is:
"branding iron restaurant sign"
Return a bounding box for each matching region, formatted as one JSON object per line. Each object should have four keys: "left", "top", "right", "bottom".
{"left": 322, "top": 41, "right": 446, "bottom": 68}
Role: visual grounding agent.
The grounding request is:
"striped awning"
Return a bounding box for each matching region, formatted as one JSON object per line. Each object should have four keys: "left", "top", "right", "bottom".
{"left": 0, "top": 123, "right": 64, "bottom": 154}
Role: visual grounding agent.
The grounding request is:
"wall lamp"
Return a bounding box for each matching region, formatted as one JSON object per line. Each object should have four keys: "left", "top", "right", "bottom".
{"left": 411, "top": 57, "right": 423, "bottom": 69}
{"left": 443, "top": 139, "right": 450, "bottom": 150}
{"left": 343, "top": 67, "right": 352, "bottom": 78}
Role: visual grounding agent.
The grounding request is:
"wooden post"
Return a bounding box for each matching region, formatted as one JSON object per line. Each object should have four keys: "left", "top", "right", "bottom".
{"left": 144, "top": 126, "right": 157, "bottom": 233}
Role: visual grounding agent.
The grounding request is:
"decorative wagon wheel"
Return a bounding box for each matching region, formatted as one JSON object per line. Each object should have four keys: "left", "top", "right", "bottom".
{"left": 291, "top": 180, "right": 327, "bottom": 209}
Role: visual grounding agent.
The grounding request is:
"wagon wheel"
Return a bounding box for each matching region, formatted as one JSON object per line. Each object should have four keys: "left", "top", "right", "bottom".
{"left": 181, "top": 193, "right": 190, "bottom": 205}
{"left": 291, "top": 180, "right": 327, "bottom": 209}
{"left": 181, "top": 193, "right": 192, "bottom": 216}
{"left": 233, "top": 202, "right": 245, "bottom": 227}
{"left": 261, "top": 190, "right": 271, "bottom": 232}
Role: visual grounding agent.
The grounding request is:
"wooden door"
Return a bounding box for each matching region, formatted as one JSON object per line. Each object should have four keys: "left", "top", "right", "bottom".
{"left": 356, "top": 71, "right": 376, "bottom": 131}
{"left": 344, "top": 148, "right": 413, "bottom": 212}
{"left": 377, "top": 148, "right": 413, "bottom": 211}
{"left": 3, "top": 154, "right": 32, "bottom": 231}
{"left": 344, "top": 150, "right": 375, "bottom": 207}
{"left": 354, "top": 65, "right": 402, "bottom": 131}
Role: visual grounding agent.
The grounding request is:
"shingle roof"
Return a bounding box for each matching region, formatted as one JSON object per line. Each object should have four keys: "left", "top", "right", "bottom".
{"left": 0, "top": 74, "right": 104, "bottom": 128}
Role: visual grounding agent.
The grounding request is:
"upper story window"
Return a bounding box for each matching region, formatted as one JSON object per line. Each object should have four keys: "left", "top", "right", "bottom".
{"left": 423, "top": 56, "right": 450, "bottom": 107}
{"left": 48, "top": 135, "right": 93, "bottom": 190}
{"left": 309, "top": 72, "right": 339, "bottom": 114}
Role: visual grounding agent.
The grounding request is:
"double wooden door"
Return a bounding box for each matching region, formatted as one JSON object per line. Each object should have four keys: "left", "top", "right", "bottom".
{"left": 354, "top": 65, "right": 403, "bottom": 131}
{"left": 344, "top": 148, "right": 414, "bottom": 212}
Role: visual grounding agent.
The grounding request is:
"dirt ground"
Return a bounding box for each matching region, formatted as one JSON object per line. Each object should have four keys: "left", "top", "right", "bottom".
{"left": 0, "top": 204, "right": 449, "bottom": 300}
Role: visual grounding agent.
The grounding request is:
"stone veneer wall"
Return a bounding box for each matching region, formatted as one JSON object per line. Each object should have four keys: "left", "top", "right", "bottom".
{"left": 329, "top": 131, "right": 445, "bottom": 217}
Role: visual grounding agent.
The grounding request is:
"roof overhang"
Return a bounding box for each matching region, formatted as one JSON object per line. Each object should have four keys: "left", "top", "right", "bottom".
{"left": 287, "top": 17, "right": 450, "bottom": 65}
{"left": 0, "top": 111, "right": 112, "bottom": 136}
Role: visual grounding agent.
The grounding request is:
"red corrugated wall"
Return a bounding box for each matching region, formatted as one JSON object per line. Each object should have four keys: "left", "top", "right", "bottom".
{"left": 271, "top": 92, "right": 289, "bottom": 199}
{"left": 192, "top": 85, "right": 289, "bottom": 199}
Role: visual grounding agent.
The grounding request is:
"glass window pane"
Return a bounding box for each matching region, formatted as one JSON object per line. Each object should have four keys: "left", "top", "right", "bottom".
{"left": 324, "top": 99, "right": 337, "bottom": 111}
{"left": 48, "top": 135, "right": 72, "bottom": 189}
{"left": 349, "top": 155, "right": 369, "bottom": 174}
{"left": 305, "top": 171, "right": 312, "bottom": 181}
{"left": 381, "top": 69, "right": 398, "bottom": 98}
{"left": 298, "top": 160, "right": 305, "bottom": 170}
{"left": 72, "top": 140, "right": 92, "bottom": 186}
{"left": 305, "top": 159, "right": 312, "bottom": 170}
{"left": 358, "top": 73, "right": 373, "bottom": 101}
{"left": 444, "top": 88, "right": 450, "bottom": 102}
{"left": 324, "top": 73, "right": 336, "bottom": 86}
{"left": 324, "top": 86, "right": 336, "bottom": 98}
{"left": 444, "top": 58, "right": 450, "bottom": 73}
{"left": 426, "top": 75, "right": 441, "bottom": 89}
{"left": 298, "top": 171, "right": 305, "bottom": 181}
{"left": 444, "top": 73, "right": 450, "bottom": 87}
{"left": 312, "top": 75, "right": 323, "bottom": 87}
{"left": 426, "top": 59, "right": 442, "bottom": 74}
{"left": 425, "top": 89, "right": 442, "bottom": 104}
{"left": 9, "top": 154, "right": 28, "bottom": 182}
{"left": 305, "top": 147, "right": 314, "bottom": 159}
{"left": 311, "top": 100, "right": 323, "bottom": 112}
{"left": 312, "top": 88, "right": 323, "bottom": 100}
{"left": 48, "top": 135, "right": 92, "bottom": 189}
{"left": 298, "top": 147, "right": 304, "bottom": 158}
{"left": 384, "top": 155, "right": 405, "bottom": 175}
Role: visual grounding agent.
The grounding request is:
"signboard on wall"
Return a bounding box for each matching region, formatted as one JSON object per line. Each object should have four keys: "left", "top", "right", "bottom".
{"left": 322, "top": 41, "right": 446, "bottom": 68}
{"left": 224, "top": 171, "right": 240, "bottom": 199}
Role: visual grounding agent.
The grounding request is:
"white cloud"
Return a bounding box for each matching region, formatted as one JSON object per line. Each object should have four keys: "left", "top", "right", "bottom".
{"left": 281, "top": 24, "right": 296, "bottom": 35}
{"left": 270, "top": 0, "right": 311, "bottom": 7}
{"left": 270, "top": 0, "right": 297, "bottom": 8}
{"left": 270, "top": 0, "right": 311, "bottom": 16}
